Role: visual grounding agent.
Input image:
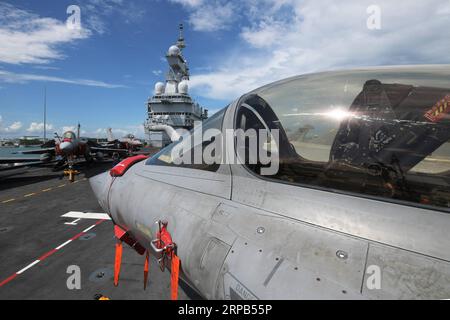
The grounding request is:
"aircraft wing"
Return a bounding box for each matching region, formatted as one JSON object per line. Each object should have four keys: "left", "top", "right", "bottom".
{"left": 101, "top": 140, "right": 120, "bottom": 147}
{"left": 0, "top": 157, "right": 45, "bottom": 164}
{"left": 0, "top": 159, "right": 57, "bottom": 171}
{"left": 91, "top": 146, "right": 129, "bottom": 153}
{"left": 18, "top": 147, "right": 55, "bottom": 155}
{"left": 41, "top": 140, "right": 56, "bottom": 148}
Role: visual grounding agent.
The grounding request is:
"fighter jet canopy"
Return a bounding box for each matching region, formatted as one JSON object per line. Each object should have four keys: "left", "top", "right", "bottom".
{"left": 150, "top": 65, "right": 450, "bottom": 211}
{"left": 63, "top": 131, "right": 77, "bottom": 140}
{"left": 240, "top": 65, "right": 450, "bottom": 210}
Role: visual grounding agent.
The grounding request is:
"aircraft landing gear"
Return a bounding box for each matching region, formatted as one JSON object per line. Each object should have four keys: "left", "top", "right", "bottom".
{"left": 64, "top": 168, "right": 80, "bottom": 182}
{"left": 64, "top": 159, "right": 80, "bottom": 182}
{"left": 112, "top": 152, "right": 120, "bottom": 164}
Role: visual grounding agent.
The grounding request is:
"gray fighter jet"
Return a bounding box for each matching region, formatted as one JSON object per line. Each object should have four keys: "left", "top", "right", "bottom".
{"left": 1, "top": 130, "right": 130, "bottom": 169}
{"left": 104, "top": 128, "right": 144, "bottom": 151}
{"left": 90, "top": 65, "right": 450, "bottom": 300}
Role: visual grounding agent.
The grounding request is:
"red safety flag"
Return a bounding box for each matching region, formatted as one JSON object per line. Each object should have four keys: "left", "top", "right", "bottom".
{"left": 144, "top": 251, "right": 150, "bottom": 290}
{"left": 171, "top": 254, "right": 180, "bottom": 300}
{"left": 114, "top": 241, "right": 123, "bottom": 287}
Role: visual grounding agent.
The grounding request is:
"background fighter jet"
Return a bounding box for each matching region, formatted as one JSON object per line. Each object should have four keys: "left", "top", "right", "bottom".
{"left": 4, "top": 130, "right": 130, "bottom": 171}
{"left": 0, "top": 156, "right": 55, "bottom": 171}
{"left": 103, "top": 128, "right": 144, "bottom": 152}
{"left": 0, "top": 141, "right": 56, "bottom": 171}
{"left": 90, "top": 66, "right": 450, "bottom": 300}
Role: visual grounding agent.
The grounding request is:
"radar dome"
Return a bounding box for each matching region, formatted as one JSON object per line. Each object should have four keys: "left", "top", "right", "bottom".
{"left": 168, "top": 45, "right": 181, "bottom": 56}
{"left": 155, "top": 82, "right": 165, "bottom": 94}
{"left": 178, "top": 81, "right": 189, "bottom": 94}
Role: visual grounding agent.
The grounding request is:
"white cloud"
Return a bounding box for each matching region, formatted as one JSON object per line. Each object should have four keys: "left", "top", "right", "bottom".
{"left": 188, "top": 0, "right": 450, "bottom": 100}
{"left": 170, "top": 0, "right": 204, "bottom": 7}
{"left": 27, "top": 122, "right": 54, "bottom": 133}
{"left": 0, "top": 115, "right": 23, "bottom": 133}
{"left": 84, "top": 14, "right": 107, "bottom": 35}
{"left": 8, "top": 122, "right": 23, "bottom": 132}
{"left": 170, "top": 0, "right": 236, "bottom": 31}
{"left": 0, "top": 1, "right": 146, "bottom": 65}
{"left": 33, "top": 66, "right": 60, "bottom": 71}
{"left": 83, "top": 0, "right": 146, "bottom": 34}
{"left": 0, "top": 70, "right": 126, "bottom": 89}
{"left": 189, "top": 2, "right": 236, "bottom": 32}
{"left": 240, "top": 18, "right": 291, "bottom": 48}
{"left": 0, "top": 2, "right": 90, "bottom": 65}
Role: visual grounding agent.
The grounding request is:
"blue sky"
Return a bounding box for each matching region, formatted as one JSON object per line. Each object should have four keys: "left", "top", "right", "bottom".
{"left": 1, "top": 0, "right": 450, "bottom": 138}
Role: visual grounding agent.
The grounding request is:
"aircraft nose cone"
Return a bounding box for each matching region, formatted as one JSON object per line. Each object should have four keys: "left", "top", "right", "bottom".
{"left": 60, "top": 142, "right": 73, "bottom": 154}
{"left": 89, "top": 171, "right": 111, "bottom": 213}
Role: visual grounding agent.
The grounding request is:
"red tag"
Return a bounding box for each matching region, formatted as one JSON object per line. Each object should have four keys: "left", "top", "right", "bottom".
{"left": 424, "top": 95, "right": 450, "bottom": 122}
{"left": 144, "top": 251, "right": 149, "bottom": 290}
{"left": 114, "top": 225, "right": 127, "bottom": 240}
{"left": 171, "top": 255, "right": 180, "bottom": 301}
{"left": 114, "top": 241, "right": 123, "bottom": 287}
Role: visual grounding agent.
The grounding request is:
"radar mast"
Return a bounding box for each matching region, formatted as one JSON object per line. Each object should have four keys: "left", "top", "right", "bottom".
{"left": 144, "top": 24, "right": 208, "bottom": 148}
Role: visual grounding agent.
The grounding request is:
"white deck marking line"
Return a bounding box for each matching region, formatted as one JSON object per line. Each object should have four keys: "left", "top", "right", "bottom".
{"left": 24, "top": 193, "right": 36, "bottom": 198}
{"left": 83, "top": 225, "right": 96, "bottom": 233}
{"left": 64, "top": 218, "right": 81, "bottom": 226}
{"left": 42, "top": 188, "right": 53, "bottom": 192}
{"left": 17, "top": 260, "right": 40, "bottom": 275}
{"left": 0, "top": 220, "right": 106, "bottom": 288}
{"left": 62, "top": 211, "right": 111, "bottom": 221}
{"left": 2, "top": 199, "right": 15, "bottom": 204}
{"left": 55, "top": 240, "right": 72, "bottom": 250}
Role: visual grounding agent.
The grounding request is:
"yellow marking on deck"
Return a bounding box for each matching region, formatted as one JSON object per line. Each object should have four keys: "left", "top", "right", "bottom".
{"left": 3, "top": 179, "right": 84, "bottom": 203}
{"left": 24, "top": 193, "right": 36, "bottom": 198}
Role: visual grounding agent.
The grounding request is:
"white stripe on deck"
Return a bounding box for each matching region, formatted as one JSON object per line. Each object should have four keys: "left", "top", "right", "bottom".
{"left": 62, "top": 211, "right": 111, "bottom": 221}
{"left": 64, "top": 218, "right": 81, "bottom": 225}
{"left": 55, "top": 240, "right": 72, "bottom": 250}
{"left": 17, "top": 260, "right": 40, "bottom": 274}
{"left": 83, "top": 225, "right": 96, "bottom": 233}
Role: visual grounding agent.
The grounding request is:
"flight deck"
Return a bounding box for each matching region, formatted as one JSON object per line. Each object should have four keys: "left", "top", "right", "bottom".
{"left": 0, "top": 164, "right": 199, "bottom": 300}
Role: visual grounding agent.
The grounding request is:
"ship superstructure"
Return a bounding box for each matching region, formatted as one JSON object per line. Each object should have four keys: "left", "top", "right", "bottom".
{"left": 145, "top": 24, "right": 208, "bottom": 147}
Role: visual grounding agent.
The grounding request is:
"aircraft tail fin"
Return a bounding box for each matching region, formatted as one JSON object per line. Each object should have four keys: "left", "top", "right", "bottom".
{"left": 107, "top": 128, "right": 114, "bottom": 142}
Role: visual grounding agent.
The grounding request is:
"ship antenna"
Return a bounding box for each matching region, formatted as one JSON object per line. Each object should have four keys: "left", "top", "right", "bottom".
{"left": 43, "top": 86, "right": 47, "bottom": 143}
{"left": 177, "top": 23, "right": 186, "bottom": 50}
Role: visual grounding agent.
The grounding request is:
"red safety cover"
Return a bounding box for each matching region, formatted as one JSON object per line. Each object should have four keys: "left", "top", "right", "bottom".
{"left": 114, "top": 225, "right": 128, "bottom": 240}
{"left": 110, "top": 155, "right": 148, "bottom": 177}
{"left": 114, "top": 224, "right": 146, "bottom": 255}
{"left": 156, "top": 225, "right": 174, "bottom": 254}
